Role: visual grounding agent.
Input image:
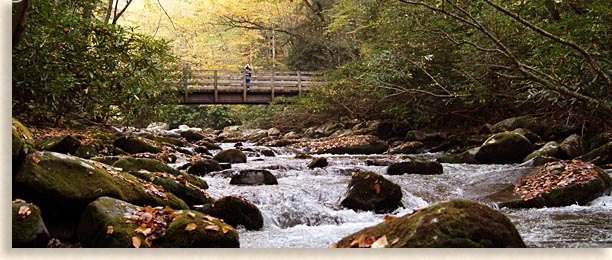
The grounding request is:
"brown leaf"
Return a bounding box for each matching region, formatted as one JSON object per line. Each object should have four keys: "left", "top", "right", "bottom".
{"left": 221, "top": 225, "right": 232, "bottom": 234}
{"left": 18, "top": 206, "right": 31, "bottom": 218}
{"left": 132, "top": 236, "right": 141, "bottom": 248}
{"left": 187, "top": 212, "right": 197, "bottom": 219}
{"left": 106, "top": 226, "right": 114, "bottom": 235}
{"left": 32, "top": 156, "right": 41, "bottom": 164}
{"left": 204, "top": 224, "right": 220, "bottom": 232}
{"left": 384, "top": 215, "right": 397, "bottom": 221}
{"left": 144, "top": 237, "right": 153, "bottom": 248}
{"left": 329, "top": 243, "right": 338, "bottom": 248}
{"left": 370, "top": 235, "right": 388, "bottom": 248}
{"left": 185, "top": 223, "right": 197, "bottom": 232}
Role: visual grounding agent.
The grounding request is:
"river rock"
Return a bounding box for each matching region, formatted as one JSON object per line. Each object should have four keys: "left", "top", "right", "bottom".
{"left": 387, "top": 160, "right": 443, "bottom": 175}
{"left": 147, "top": 122, "right": 169, "bottom": 131}
{"left": 181, "top": 129, "right": 206, "bottom": 142}
{"left": 512, "top": 128, "right": 542, "bottom": 144}
{"left": 388, "top": 141, "right": 426, "bottom": 154}
{"left": 267, "top": 127, "right": 281, "bottom": 136}
{"left": 113, "top": 135, "right": 162, "bottom": 154}
{"left": 198, "top": 196, "right": 264, "bottom": 230}
{"left": 12, "top": 118, "right": 35, "bottom": 176}
{"left": 291, "top": 135, "right": 388, "bottom": 155}
{"left": 523, "top": 141, "right": 561, "bottom": 162}
{"left": 230, "top": 170, "right": 278, "bottom": 185}
{"left": 188, "top": 159, "right": 222, "bottom": 176}
{"left": 334, "top": 199, "right": 526, "bottom": 248}
{"left": 559, "top": 134, "right": 585, "bottom": 158}
{"left": 74, "top": 141, "right": 102, "bottom": 159}
{"left": 128, "top": 170, "right": 213, "bottom": 206}
{"left": 213, "top": 149, "right": 247, "bottom": 163}
{"left": 475, "top": 132, "right": 533, "bottom": 164}
{"left": 14, "top": 152, "right": 188, "bottom": 240}
{"left": 436, "top": 147, "right": 480, "bottom": 164}
{"left": 308, "top": 157, "right": 328, "bottom": 169}
{"left": 12, "top": 200, "right": 50, "bottom": 248}
{"left": 36, "top": 135, "right": 81, "bottom": 155}
{"left": 112, "top": 157, "right": 208, "bottom": 190}
{"left": 490, "top": 115, "right": 550, "bottom": 137}
{"left": 498, "top": 160, "right": 612, "bottom": 208}
{"left": 77, "top": 196, "right": 239, "bottom": 248}
{"left": 341, "top": 171, "right": 402, "bottom": 213}
{"left": 194, "top": 146, "right": 212, "bottom": 156}
{"left": 577, "top": 141, "right": 612, "bottom": 166}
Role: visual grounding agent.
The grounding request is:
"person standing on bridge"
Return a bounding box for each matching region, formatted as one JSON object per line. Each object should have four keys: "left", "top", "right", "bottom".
{"left": 244, "top": 63, "right": 252, "bottom": 91}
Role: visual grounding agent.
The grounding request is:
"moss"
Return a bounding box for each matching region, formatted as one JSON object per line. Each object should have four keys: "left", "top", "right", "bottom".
{"left": 341, "top": 171, "right": 402, "bottom": 213}
{"left": 578, "top": 141, "right": 612, "bottom": 165}
{"left": 112, "top": 157, "right": 208, "bottom": 190}
{"left": 138, "top": 132, "right": 187, "bottom": 148}
{"left": 213, "top": 149, "right": 247, "bottom": 163}
{"left": 198, "top": 196, "right": 264, "bottom": 230}
{"left": 75, "top": 143, "right": 101, "bottom": 159}
{"left": 523, "top": 141, "right": 560, "bottom": 162}
{"left": 336, "top": 199, "right": 525, "bottom": 248}
{"left": 12, "top": 201, "right": 50, "bottom": 247}
{"left": 36, "top": 135, "right": 81, "bottom": 154}
{"left": 475, "top": 132, "right": 533, "bottom": 164}
{"left": 129, "top": 170, "right": 213, "bottom": 206}
{"left": 159, "top": 210, "right": 239, "bottom": 248}
{"left": 113, "top": 136, "right": 162, "bottom": 154}
{"left": 90, "top": 156, "right": 121, "bottom": 166}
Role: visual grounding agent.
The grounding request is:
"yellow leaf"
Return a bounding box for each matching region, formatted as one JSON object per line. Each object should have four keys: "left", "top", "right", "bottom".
{"left": 185, "top": 223, "right": 197, "bottom": 231}
{"left": 32, "top": 156, "right": 41, "bottom": 164}
{"left": 106, "top": 226, "right": 114, "bottom": 235}
{"left": 132, "top": 236, "right": 141, "bottom": 248}
{"left": 370, "top": 235, "right": 388, "bottom": 248}
{"left": 18, "top": 206, "right": 31, "bottom": 218}
{"left": 204, "top": 224, "right": 220, "bottom": 231}
{"left": 221, "top": 225, "right": 232, "bottom": 234}
{"left": 187, "top": 212, "right": 196, "bottom": 219}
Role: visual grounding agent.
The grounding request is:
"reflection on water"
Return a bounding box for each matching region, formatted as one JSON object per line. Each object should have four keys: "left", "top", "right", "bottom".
{"left": 197, "top": 143, "right": 612, "bottom": 248}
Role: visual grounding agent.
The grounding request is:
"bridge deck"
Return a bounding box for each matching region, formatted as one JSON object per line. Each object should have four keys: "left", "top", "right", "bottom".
{"left": 180, "top": 70, "right": 324, "bottom": 104}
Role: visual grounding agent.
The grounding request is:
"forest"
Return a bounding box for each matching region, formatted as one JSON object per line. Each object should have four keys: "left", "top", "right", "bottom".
{"left": 12, "top": 0, "right": 612, "bottom": 133}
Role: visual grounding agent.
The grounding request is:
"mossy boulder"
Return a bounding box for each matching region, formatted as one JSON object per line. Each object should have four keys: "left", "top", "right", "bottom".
{"left": 12, "top": 200, "right": 50, "bottom": 248}
{"left": 475, "top": 132, "right": 533, "bottom": 164}
{"left": 12, "top": 118, "right": 35, "bottom": 174}
{"left": 291, "top": 135, "right": 389, "bottom": 155}
{"left": 307, "top": 157, "right": 328, "bottom": 169}
{"left": 335, "top": 199, "right": 526, "bottom": 248}
{"left": 577, "top": 141, "right": 612, "bottom": 165}
{"left": 113, "top": 135, "right": 162, "bottom": 154}
{"left": 196, "top": 139, "right": 222, "bottom": 150}
{"left": 188, "top": 159, "right": 222, "bottom": 176}
{"left": 490, "top": 115, "right": 550, "bottom": 137}
{"left": 498, "top": 160, "right": 612, "bottom": 208}
{"left": 181, "top": 130, "right": 207, "bottom": 142}
{"left": 436, "top": 147, "right": 480, "bottom": 164}
{"left": 194, "top": 146, "right": 212, "bottom": 156}
{"left": 213, "top": 149, "right": 247, "bottom": 163}
{"left": 139, "top": 132, "right": 188, "bottom": 148}
{"left": 74, "top": 142, "right": 101, "bottom": 159}
{"left": 198, "top": 196, "right": 264, "bottom": 231}
{"left": 559, "top": 134, "right": 585, "bottom": 158}
{"left": 523, "top": 141, "right": 561, "bottom": 162}
{"left": 112, "top": 157, "right": 208, "bottom": 190}
{"left": 230, "top": 170, "right": 278, "bottom": 185}
{"left": 340, "top": 171, "right": 402, "bottom": 213}
{"left": 36, "top": 135, "right": 81, "bottom": 155}
{"left": 387, "top": 160, "right": 443, "bottom": 175}
{"left": 77, "top": 196, "right": 239, "bottom": 248}
{"left": 128, "top": 170, "right": 213, "bottom": 206}
{"left": 388, "top": 141, "right": 426, "bottom": 155}
{"left": 14, "top": 152, "right": 188, "bottom": 240}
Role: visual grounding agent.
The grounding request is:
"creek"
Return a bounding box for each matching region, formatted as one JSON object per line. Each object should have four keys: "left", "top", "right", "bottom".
{"left": 178, "top": 142, "right": 612, "bottom": 248}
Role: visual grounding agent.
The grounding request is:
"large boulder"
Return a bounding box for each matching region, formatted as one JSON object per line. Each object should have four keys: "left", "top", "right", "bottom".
{"left": 188, "top": 159, "right": 222, "bottom": 176}
{"left": 387, "top": 160, "right": 443, "bottom": 175}
{"left": 291, "top": 135, "right": 389, "bottom": 155}
{"left": 490, "top": 115, "right": 550, "bottom": 137}
{"left": 77, "top": 196, "right": 239, "bottom": 248}
{"left": 334, "top": 199, "right": 526, "bottom": 248}
{"left": 36, "top": 135, "right": 81, "bottom": 155}
{"left": 523, "top": 141, "right": 561, "bottom": 162}
{"left": 12, "top": 118, "right": 35, "bottom": 175}
{"left": 229, "top": 170, "right": 278, "bottom": 185}
{"left": 307, "top": 157, "right": 328, "bottom": 169}
{"left": 577, "top": 141, "right": 612, "bottom": 166}
{"left": 340, "top": 171, "right": 402, "bottom": 213}
{"left": 14, "top": 152, "right": 188, "bottom": 240}
{"left": 213, "top": 149, "right": 247, "bottom": 163}
{"left": 113, "top": 136, "right": 162, "bottom": 154}
{"left": 475, "top": 132, "right": 533, "bottom": 164}
{"left": 498, "top": 160, "right": 612, "bottom": 208}
{"left": 12, "top": 200, "right": 50, "bottom": 248}
{"left": 128, "top": 170, "right": 213, "bottom": 206}
{"left": 198, "top": 196, "right": 264, "bottom": 231}
{"left": 387, "top": 141, "right": 426, "bottom": 155}
{"left": 559, "top": 134, "right": 585, "bottom": 158}
{"left": 436, "top": 147, "right": 480, "bottom": 164}
{"left": 181, "top": 130, "right": 207, "bottom": 143}
{"left": 112, "top": 157, "right": 208, "bottom": 190}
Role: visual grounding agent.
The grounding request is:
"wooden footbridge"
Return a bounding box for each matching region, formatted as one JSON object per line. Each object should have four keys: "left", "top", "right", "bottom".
{"left": 180, "top": 70, "right": 326, "bottom": 104}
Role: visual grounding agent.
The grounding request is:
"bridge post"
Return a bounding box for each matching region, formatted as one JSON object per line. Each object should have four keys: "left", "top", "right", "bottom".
{"left": 271, "top": 70, "right": 275, "bottom": 100}
{"left": 183, "top": 66, "right": 189, "bottom": 102}
{"left": 297, "top": 71, "right": 302, "bottom": 96}
{"left": 213, "top": 70, "right": 218, "bottom": 102}
{"left": 242, "top": 69, "right": 247, "bottom": 102}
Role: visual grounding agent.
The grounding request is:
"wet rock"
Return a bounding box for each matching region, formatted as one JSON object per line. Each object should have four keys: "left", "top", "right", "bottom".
{"left": 388, "top": 141, "right": 426, "bottom": 155}
{"left": 498, "top": 160, "right": 612, "bottom": 208}
{"left": 523, "top": 141, "right": 561, "bottom": 162}
{"left": 198, "top": 196, "right": 264, "bottom": 230}
{"left": 340, "top": 171, "right": 402, "bottom": 213}
{"left": 147, "top": 122, "right": 169, "bottom": 131}
{"left": 77, "top": 196, "right": 238, "bottom": 248}
{"left": 128, "top": 170, "right": 213, "bottom": 206}
{"left": 188, "top": 159, "right": 222, "bottom": 176}
{"left": 559, "top": 134, "right": 585, "bottom": 158}
{"left": 194, "top": 146, "right": 212, "bottom": 156}
{"left": 37, "top": 135, "right": 81, "bottom": 155}
{"left": 213, "top": 149, "right": 247, "bottom": 163}
{"left": 74, "top": 142, "right": 101, "bottom": 159}
{"left": 12, "top": 200, "right": 50, "bottom": 248}
{"left": 387, "top": 160, "right": 443, "bottom": 175}
{"left": 14, "top": 152, "right": 188, "bottom": 240}
{"left": 283, "top": 131, "right": 301, "bottom": 139}
{"left": 112, "top": 157, "right": 208, "bottom": 190}
{"left": 295, "top": 153, "right": 313, "bottom": 159}
{"left": 490, "top": 115, "right": 550, "bottom": 137}
{"left": 475, "top": 132, "right": 533, "bottom": 164}
{"left": 334, "top": 199, "right": 526, "bottom": 248}
{"left": 196, "top": 139, "right": 222, "bottom": 150}
{"left": 245, "top": 129, "right": 269, "bottom": 142}
{"left": 577, "top": 141, "right": 612, "bottom": 165}
{"left": 365, "top": 159, "right": 394, "bottom": 166}
{"left": 181, "top": 129, "right": 207, "bottom": 142}
{"left": 113, "top": 136, "right": 162, "bottom": 154}
{"left": 267, "top": 128, "right": 281, "bottom": 136}
{"left": 436, "top": 147, "right": 480, "bottom": 164}
{"left": 291, "top": 135, "right": 388, "bottom": 155}
{"left": 263, "top": 138, "right": 301, "bottom": 147}
{"left": 307, "top": 157, "right": 328, "bottom": 169}
{"left": 230, "top": 170, "right": 278, "bottom": 185}
{"left": 512, "top": 128, "right": 542, "bottom": 144}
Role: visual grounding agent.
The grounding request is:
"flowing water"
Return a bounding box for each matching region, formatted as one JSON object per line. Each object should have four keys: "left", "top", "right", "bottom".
{"left": 180, "top": 142, "right": 612, "bottom": 248}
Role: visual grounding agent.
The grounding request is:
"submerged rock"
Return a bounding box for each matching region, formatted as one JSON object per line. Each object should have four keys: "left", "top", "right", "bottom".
{"left": 341, "top": 171, "right": 402, "bottom": 213}
{"left": 334, "top": 199, "right": 526, "bottom": 248}
{"left": 77, "top": 196, "right": 239, "bottom": 248}
{"left": 12, "top": 200, "right": 50, "bottom": 248}
{"left": 307, "top": 157, "right": 328, "bottom": 169}
{"left": 475, "top": 132, "right": 533, "bottom": 164}
{"left": 229, "top": 170, "right": 278, "bottom": 185}
{"left": 198, "top": 196, "right": 264, "bottom": 230}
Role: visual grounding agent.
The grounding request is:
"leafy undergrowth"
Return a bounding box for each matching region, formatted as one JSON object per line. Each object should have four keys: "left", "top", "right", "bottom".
{"left": 513, "top": 160, "right": 600, "bottom": 201}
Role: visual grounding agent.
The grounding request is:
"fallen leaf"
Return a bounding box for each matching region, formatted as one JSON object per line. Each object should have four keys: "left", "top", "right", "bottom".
{"left": 384, "top": 215, "right": 397, "bottom": 221}
{"left": 106, "top": 226, "right": 114, "bottom": 235}
{"left": 370, "top": 235, "right": 388, "bottom": 248}
{"left": 32, "top": 156, "right": 41, "bottom": 164}
{"left": 18, "top": 206, "right": 31, "bottom": 218}
{"left": 391, "top": 237, "right": 400, "bottom": 245}
{"left": 187, "top": 212, "right": 196, "bottom": 219}
{"left": 329, "top": 243, "right": 338, "bottom": 248}
{"left": 185, "top": 223, "right": 197, "bottom": 231}
{"left": 144, "top": 237, "right": 153, "bottom": 248}
{"left": 132, "top": 236, "right": 141, "bottom": 248}
{"left": 13, "top": 199, "right": 26, "bottom": 203}
{"left": 221, "top": 225, "right": 232, "bottom": 234}
{"left": 204, "top": 224, "right": 220, "bottom": 232}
